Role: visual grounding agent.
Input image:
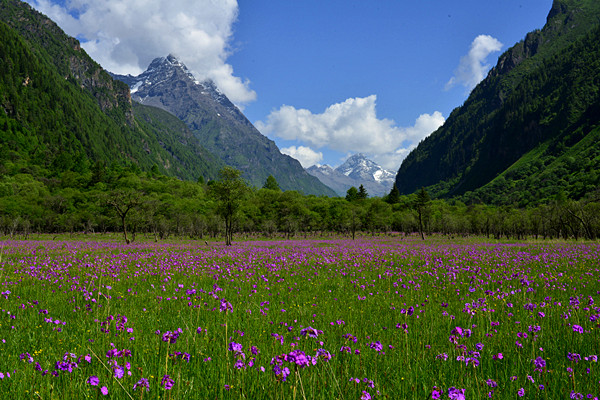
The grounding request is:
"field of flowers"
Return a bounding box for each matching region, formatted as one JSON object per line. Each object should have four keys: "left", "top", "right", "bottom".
{"left": 0, "top": 236, "right": 598, "bottom": 399}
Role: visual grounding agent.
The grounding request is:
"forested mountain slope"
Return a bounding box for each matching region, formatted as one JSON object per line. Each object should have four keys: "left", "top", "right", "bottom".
{"left": 394, "top": 0, "right": 600, "bottom": 206}
{"left": 0, "top": 0, "right": 222, "bottom": 181}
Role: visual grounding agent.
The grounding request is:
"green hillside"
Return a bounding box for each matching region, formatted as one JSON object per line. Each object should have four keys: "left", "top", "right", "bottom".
{"left": 131, "top": 102, "right": 226, "bottom": 180}
{"left": 0, "top": 0, "right": 222, "bottom": 181}
{"left": 394, "top": 0, "right": 600, "bottom": 206}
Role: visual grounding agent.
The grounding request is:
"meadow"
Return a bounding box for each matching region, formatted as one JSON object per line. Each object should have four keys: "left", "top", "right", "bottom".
{"left": 0, "top": 235, "right": 598, "bottom": 399}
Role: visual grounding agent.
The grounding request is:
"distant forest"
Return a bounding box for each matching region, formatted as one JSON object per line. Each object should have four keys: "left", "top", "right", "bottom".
{"left": 0, "top": 164, "right": 598, "bottom": 242}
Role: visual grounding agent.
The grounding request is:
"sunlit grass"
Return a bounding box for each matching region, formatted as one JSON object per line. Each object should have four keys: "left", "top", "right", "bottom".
{"left": 0, "top": 237, "right": 598, "bottom": 399}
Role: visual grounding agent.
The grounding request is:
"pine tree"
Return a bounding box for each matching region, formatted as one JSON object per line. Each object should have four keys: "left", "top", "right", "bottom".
{"left": 263, "top": 175, "right": 281, "bottom": 191}
{"left": 386, "top": 185, "right": 400, "bottom": 204}
{"left": 357, "top": 184, "right": 368, "bottom": 200}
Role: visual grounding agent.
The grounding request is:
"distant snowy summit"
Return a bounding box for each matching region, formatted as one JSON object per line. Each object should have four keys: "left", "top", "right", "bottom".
{"left": 337, "top": 153, "right": 396, "bottom": 185}
{"left": 307, "top": 154, "right": 395, "bottom": 197}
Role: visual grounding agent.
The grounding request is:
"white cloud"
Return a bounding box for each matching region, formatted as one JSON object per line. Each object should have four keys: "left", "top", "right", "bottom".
{"left": 445, "top": 34, "right": 503, "bottom": 91}
{"left": 256, "top": 95, "right": 444, "bottom": 170}
{"left": 280, "top": 146, "right": 323, "bottom": 168}
{"left": 26, "top": 0, "right": 256, "bottom": 105}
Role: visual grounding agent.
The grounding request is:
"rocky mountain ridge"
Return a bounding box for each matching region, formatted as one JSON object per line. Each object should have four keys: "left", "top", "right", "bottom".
{"left": 337, "top": 154, "right": 395, "bottom": 185}
{"left": 112, "top": 56, "right": 336, "bottom": 196}
{"left": 307, "top": 154, "right": 394, "bottom": 197}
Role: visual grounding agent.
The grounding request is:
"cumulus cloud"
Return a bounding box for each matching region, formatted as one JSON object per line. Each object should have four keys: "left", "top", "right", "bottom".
{"left": 256, "top": 95, "right": 445, "bottom": 171}
{"left": 280, "top": 146, "right": 323, "bottom": 168}
{"left": 445, "top": 34, "right": 503, "bottom": 91}
{"left": 26, "top": 0, "right": 256, "bottom": 105}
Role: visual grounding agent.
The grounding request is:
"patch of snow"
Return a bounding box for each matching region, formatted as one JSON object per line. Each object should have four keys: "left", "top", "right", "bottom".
{"left": 130, "top": 81, "right": 143, "bottom": 94}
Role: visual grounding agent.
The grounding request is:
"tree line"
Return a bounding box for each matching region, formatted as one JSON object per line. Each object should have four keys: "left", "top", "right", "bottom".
{"left": 0, "top": 164, "right": 599, "bottom": 243}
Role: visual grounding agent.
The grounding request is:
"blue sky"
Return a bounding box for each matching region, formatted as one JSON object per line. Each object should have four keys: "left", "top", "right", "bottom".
{"left": 26, "top": 0, "right": 552, "bottom": 171}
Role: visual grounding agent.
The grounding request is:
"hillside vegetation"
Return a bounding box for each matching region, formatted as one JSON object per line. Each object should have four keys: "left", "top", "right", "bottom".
{"left": 395, "top": 0, "right": 600, "bottom": 207}
{"left": 0, "top": 0, "right": 222, "bottom": 181}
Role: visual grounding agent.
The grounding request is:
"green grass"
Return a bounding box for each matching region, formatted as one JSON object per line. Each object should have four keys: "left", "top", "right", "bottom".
{"left": 0, "top": 237, "right": 598, "bottom": 399}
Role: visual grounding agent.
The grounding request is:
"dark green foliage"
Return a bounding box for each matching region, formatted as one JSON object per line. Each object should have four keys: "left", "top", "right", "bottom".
{"left": 414, "top": 187, "right": 431, "bottom": 240}
{"left": 346, "top": 185, "right": 368, "bottom": 202}
{"left": 395, "top": 1, "right": 600, "bottom": 206}
{"left": 386, "top": 185, "right": 401, "bottom": 204}
{"left": 0, "top": 0, "right": 222, "bottom": 183}
{"left": 0, "top": 158, "right": 599, "bottom": 241}
{"left": 262, "top": 175, "right": 281, "bottom": 191}
{"left": 345, "top": 186, "right": 359, "bottom": 202}
{"left": 209, "top": 167, "right": 248, "bottom": 245}
{"left": 357, "top": 184, "right": 368, "bottom": 200}
{"left": 131, "top": 102, "right": 224, "bottom": 180}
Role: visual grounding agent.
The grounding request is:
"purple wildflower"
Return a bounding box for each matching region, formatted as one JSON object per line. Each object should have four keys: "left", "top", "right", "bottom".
{"left": 161, "top": 329, "right": 181, "bottom": 344}
{"left": 161, "top": 375, "right": 175, "bottom": 390}
{"left": 287, "top": 350, "right": 311, "bottom": 368}
{"left": 369, "top": 341, "right": 383, "bottom": 352}
{"left": 451, "top": 327, "right": 464, "bottom": 337}
{"left": 229, "top": 342, "right": 243, "bottom": 353}
{"left": 220, "top": 299, "right": 233, "bottom": 312}
{"left": 316, "top": 348, "right": 332, "bottom": 361}
{"left": 533, "top": 356, "right": 546, "bottom": 370}
{"left": 448, "top": 387, "right": 466, "bottom": 400}
{"left": 113, "top": 365, "right": 124, "bottom": 379}
{"left": 234, "top": 359, "right": 246, "bottom": 369}
{"left": 300, "top": 326, "right": 323, "bottom": 338}
{"left": 133, "top": 378, "right": 150, "bottom": 392}
{"left": 568, "top": 353, "right": 582, "bottom": 363}
{"left": 272, "top": 365, "right": 291, "bottom": 382}
{"left": 87, "top": 375, "right": 99, "bottom": 386}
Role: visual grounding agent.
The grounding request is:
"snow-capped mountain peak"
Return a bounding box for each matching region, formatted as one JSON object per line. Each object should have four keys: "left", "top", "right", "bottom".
{"left": 336, "top": 154, "right": 395, "bottom": 184}
{"left": 306, "top": 154, "right": 395, "bottom": 197}
{"left": 126, "top": 54, "right": 199, "bottom": 91}
{"left": 111, "top": 55, "right": 240, "bottom": 117}
{"left": 308, "top": 164, "right": 335, "bottom": 176}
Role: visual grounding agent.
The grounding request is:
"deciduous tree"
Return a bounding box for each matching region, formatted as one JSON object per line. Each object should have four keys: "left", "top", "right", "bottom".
{"left": 414, "top": 187, "right": 431, "bottom": 240}
{"left": 209, "top": 167, "right": 247, "bottom": 246}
